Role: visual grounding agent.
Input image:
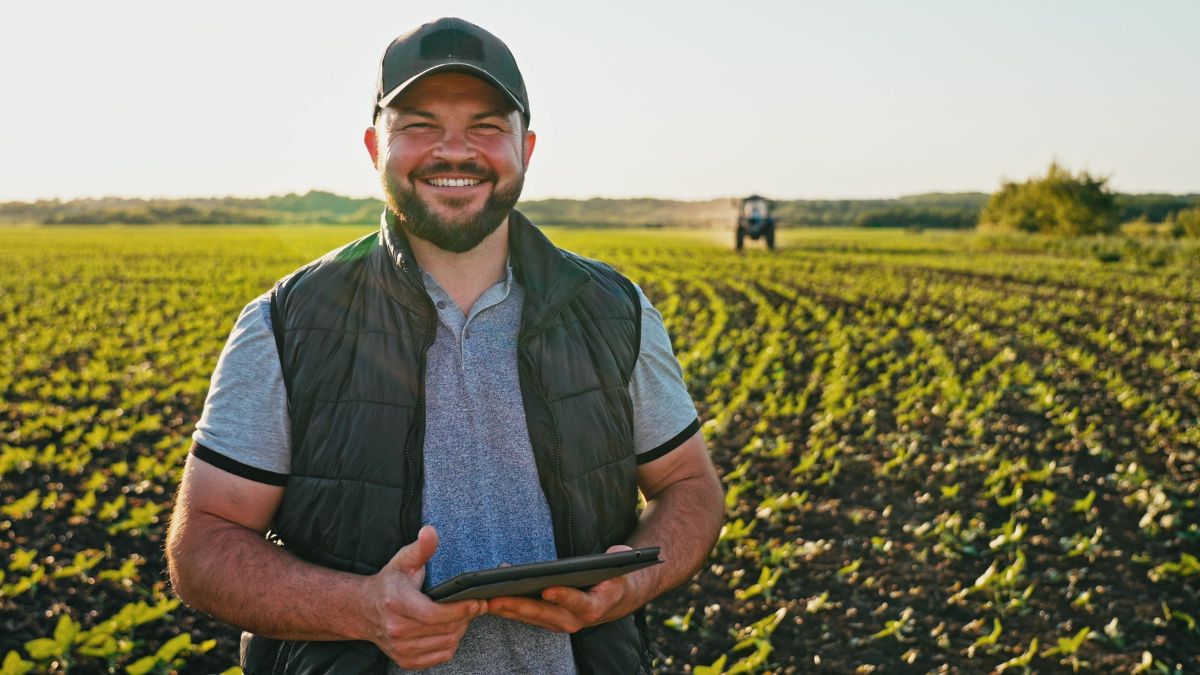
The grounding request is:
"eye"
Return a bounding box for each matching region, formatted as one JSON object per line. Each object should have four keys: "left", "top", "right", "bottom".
{"left": 472, "top": 123, "right": 503, "bottom": 133}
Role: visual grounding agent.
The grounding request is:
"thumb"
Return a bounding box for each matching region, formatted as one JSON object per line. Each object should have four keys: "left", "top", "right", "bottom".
{"left": 388, "top": 525, "right": 439, "bottom": 581}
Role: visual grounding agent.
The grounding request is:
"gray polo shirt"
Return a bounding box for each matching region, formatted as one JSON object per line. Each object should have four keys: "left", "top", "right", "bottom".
{"left": 193, "top": 258, "right": 698, "bottom": 673}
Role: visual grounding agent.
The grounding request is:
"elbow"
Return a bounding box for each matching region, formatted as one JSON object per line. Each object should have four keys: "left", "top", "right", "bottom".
{"left": 707, "top": 473, "right": 726, "bottom": 539}
{"left": 164, "top": 510, "right": 205, "bottom": 613}
{"left": 165, "top": 522, "right": 192, "bottom": 606}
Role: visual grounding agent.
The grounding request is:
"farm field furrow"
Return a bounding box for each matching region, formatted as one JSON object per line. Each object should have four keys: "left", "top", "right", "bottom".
{"left": 1, "top": 225, "right": 1197, "bottom": 674}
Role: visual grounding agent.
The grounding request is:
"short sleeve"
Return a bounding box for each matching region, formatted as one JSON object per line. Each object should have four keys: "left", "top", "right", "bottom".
{"left": 191, "top": 293, "right": 292, "bottom": 484}
{"left": 629, "top": 284, "right": 701, "bottom": 464}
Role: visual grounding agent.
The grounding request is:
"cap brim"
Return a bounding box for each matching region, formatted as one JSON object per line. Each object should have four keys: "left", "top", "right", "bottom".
{"left": 376, "top": 62, "right": 526, "bottom": 116}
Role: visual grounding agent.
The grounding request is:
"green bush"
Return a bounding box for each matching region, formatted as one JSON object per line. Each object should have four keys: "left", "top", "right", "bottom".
{"left": 1169, "top": 207, "right": 1200, "bottom": 238}
{"left": 981, "top": 162, "right": 1118, "bottom": 236}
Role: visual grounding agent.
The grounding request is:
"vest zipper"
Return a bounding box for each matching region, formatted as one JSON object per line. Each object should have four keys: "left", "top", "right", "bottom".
{"left": 398, "top": 259, "right": 437, "bottom": 543}
{"left": 519, "top": 345, "right": 575, "bottom": 557}
{"left": 518, "top": 277, "right": 592, "bottom": 557}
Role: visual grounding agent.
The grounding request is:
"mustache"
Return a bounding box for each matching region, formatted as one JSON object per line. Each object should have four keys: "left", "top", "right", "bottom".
{"left": 411, "top": 162, "right": 496, "bottom": 182}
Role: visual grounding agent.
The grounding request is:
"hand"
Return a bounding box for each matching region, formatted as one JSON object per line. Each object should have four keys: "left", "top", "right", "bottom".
{"left": 364, "top": 525, "right": 485, "bottom": 669}
{"left": 486, "top": 545, "right": 638, "bottom": 633}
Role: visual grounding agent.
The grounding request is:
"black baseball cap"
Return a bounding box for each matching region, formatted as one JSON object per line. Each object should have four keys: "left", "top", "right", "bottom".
{"left": 373, "top": 18, "right": 530, "bottom": 126}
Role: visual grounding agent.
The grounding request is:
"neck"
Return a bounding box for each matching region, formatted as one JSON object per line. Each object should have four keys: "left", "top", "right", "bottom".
{"left": 405, "top": 217, "right": 510, "bottom": 315}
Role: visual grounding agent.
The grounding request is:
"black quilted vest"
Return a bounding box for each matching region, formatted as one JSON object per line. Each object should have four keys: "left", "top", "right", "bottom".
{"left": 241, "top": 210, "right": 651, "bottom": 674}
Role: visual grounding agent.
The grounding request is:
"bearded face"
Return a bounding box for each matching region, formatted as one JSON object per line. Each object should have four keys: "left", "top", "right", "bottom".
{"left": 372, "top": 73, "right": 534, "bottom": 254}
{"left": 380, "top": 158, "right": 524, "bottom": 253}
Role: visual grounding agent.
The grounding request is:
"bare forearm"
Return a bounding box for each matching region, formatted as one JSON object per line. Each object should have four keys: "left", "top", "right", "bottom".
{"left": 623, "top": 472, "right": 724, "bottom": 611}
{"left": 167, "top": 513, "right": 372, "bottom": 642}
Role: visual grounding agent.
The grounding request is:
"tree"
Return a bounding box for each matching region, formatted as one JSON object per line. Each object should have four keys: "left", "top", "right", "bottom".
{"left": 980, "top": 162, "right": 1118, "bottom": 235}
{"left": 1169, "top": 207, "right": 1200, "bottom": 238}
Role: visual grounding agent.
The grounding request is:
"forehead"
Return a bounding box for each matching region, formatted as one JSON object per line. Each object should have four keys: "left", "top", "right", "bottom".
{"left": 388, "top": 71, "right": 516, "bottom": 115}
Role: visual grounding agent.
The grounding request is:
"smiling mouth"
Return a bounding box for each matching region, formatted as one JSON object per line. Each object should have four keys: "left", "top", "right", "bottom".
{"left": 422, "top": 177, "right": 485, "bottom": 188}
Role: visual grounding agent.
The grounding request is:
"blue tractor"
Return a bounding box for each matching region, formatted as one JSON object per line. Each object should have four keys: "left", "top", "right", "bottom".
{"left": 736, "top": 195, "right": 775, "bottom": 250}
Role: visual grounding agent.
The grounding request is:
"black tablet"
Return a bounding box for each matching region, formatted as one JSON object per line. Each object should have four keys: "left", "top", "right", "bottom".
{"left": 426, "top": 547, "right": 663, "bottom": 603}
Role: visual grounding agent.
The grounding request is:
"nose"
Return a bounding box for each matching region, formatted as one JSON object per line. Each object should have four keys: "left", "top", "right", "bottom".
{"left": 432, "top": 127, "right": 476, "bottom": 164}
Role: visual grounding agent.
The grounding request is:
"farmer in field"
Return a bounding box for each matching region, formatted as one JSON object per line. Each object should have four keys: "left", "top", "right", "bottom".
{"left": 165, "top": 17, "right": 723, "bottom": 674}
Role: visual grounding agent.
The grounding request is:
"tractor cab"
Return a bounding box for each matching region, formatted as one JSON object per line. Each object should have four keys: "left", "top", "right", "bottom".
{"left": 736, "top": 195, "right": 775, "bottom": 250}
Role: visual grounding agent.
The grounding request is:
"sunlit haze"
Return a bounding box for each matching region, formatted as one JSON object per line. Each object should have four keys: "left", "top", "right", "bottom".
{"left": 3, "top": 0, "right": 1198, "bottom": 201}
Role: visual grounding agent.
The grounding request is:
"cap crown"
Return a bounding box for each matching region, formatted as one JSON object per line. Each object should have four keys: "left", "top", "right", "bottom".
{"left": 375, "top": 17, "right": 529, "bottom": 124}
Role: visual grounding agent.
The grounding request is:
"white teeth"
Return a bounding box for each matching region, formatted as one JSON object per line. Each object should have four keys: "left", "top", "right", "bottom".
{"left": 427, "top": 177, "right": 482, "bottom": 187}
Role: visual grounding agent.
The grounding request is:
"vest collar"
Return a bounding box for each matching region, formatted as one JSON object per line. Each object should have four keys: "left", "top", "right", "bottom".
{"left": 376, "top": 208, "right": 591, "bottom": 333}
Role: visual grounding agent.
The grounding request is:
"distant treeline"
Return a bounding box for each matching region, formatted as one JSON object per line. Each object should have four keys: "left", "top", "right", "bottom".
{"left": 2, "top": 190, "right": 1197, "bottom": 228}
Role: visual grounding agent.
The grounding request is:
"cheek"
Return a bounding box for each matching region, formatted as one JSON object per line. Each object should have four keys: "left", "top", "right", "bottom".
{"left": 382, "top": 143, "right": 420, "bottom": 176}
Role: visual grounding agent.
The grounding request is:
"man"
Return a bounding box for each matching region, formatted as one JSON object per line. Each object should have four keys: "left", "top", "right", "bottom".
{"left": 166, "top": 17, "right": 724, "bottom": 674}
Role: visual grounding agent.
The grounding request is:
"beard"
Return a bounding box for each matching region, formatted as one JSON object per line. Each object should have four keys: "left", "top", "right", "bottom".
{"left": 381, "top": 161, "right": 524, "bottom": 254}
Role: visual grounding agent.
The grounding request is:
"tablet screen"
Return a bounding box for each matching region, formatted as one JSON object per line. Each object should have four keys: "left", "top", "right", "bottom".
{"left": 426, "top": 547, "right": 662, "bottom": 603}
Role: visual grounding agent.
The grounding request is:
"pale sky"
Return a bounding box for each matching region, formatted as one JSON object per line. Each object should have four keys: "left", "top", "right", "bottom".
{"left": 2, "top": 1, "right": 1197, "bottom": 202}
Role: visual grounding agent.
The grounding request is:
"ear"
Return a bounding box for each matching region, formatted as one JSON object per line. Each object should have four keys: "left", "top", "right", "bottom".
{"left": 364, "top": 125, "right": 379, "bottom": 166}
{"left": 522, "top": 129, "right": 537, "bottom": 168}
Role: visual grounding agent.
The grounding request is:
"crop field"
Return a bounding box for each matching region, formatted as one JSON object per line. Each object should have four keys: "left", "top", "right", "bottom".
{"left": 1, "top": 225, "right": 1197, "bottom": 674}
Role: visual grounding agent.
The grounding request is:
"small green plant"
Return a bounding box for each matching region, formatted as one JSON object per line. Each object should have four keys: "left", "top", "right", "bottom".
{"left": 1041, "top": 627, "right": 1093, "bottom": 672}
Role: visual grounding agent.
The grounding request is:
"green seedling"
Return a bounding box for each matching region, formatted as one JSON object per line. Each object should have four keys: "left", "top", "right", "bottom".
{"left": 1103, "top": 618, "right": 1124, "bottom": 648}
{"left": 734, "top": 566, "right": 782, "bottom": 601}
{"left": 72, "top": 489, "right": 98, "bottom": 517}
{"left": 51, "top": 550, "right": 106, "bottom": 580}
{"left": 97, "top": 494, "right": 126, "bottom": 522}
{"left": 692, "top": 654, "right": 726, "bottom": 675}
{"left": 724, "top": 459, "right": 751, "bottom": 481}
{"left": 732, "top": 607, "right": 787, "bottom": 648}
{"left": 967, "top": 618, "right": 1002, "bottom": 657}
{"left": 23, "top": 614, "right": 79, "bottom": 664}
{"left": 98, "top": 556, "right": 144, "bottom": 587}
{"left": 7, "top": 548, "right": 37, "bottom": 572}
{"left": 725, "top": 639, "right": 772, "bottom": 674}
{"left": 988, "top": 516, "right": 1026, "bottom": 550}
{"left": 1063, "top": 526, "right": 1104, "bottom": 561}
{"left": 994, "top": 638, "right": 1038, "bottom": 673}
{"left": 107, "top": 501, "right": 163, "bottom": 536}
{"left": 1, "top": 565, "right": 45, "bottom": 599}
{"left": 1157, "top": 601, "right": 1196, "bottom": 632}
{"left": 123, "top": 633, "right": 216, "bottom": 675}
{"left": 1041, "top": 627, "right": 1093, "bottom": 672}
{"left": 1032, "top": 488, "right": 1057, "bottom": 511}
{"left": 755, "top": 490, "right": 807, "bottom": 520}
{"left": 805, "top": 591, "right": 832, "bottom": 614}
{"left": 1071, "top": 490, "right": 1096, "bottom": 516}
{"left": 836, "top": 558, "right": 862, "bottom": 581}
{"left": 717, "top": 518, "right": 756, "bottom": 547}
{"left": 871, "top": 607, "right": 914, "bottom": 642}
{"left": 996, "top": 483, "right": 1024, "bottom": 508}
{"left": 1148, "top": 552, "right": 1200, "bottom": 582}
{"left": 724, "top": 481, "right": 749, "bottom": 512}
{"left": 1, "top": 651, "right": 34, "bottom": 675}
{"left": 663, "top": 607, "right": 695, "bottom": 633}
{"left": 1, "top": 490, "right": 40, "bottom": 520}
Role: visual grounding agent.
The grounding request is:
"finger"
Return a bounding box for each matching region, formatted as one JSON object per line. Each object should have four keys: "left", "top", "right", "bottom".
{"left": 487, "top": 603, "right": 564, "bottom": 633}
{"left": 415, "top": 597, "right": 488, "bottom": 626}
{"left": 389, "top": 632, "right": 463, "bottom": 654}
{"left": 488, "top": 596, "right": 580, "bottom": 633}
{"left": 390, "top": 642, "right": 461, "bottom": 671}
{"left": 388, "top": 525, "right": 439, "bottom": 571}
{"left": 544, "top": 577, "right": 623, "bottom": 610}
{"left": 604, "top": 544, "right": 633, "bottom": 553}
{"left": 386, "top": 525, "right": 439, "bottom": 587}
{"left": 541, "top": 585, "right": 593, "bottom": 610}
